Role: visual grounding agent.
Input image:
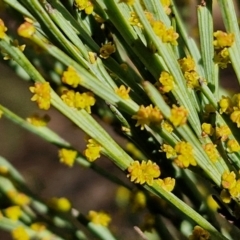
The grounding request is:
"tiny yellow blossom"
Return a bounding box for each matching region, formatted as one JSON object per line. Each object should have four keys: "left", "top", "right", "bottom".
{"left": 127, "top": 160, "right": 161, "bottom": 186}
{"left": 115, "top": 85, "right": 131, "bottom": 99}
{"left": 161, "top": 0, "right": 171, "bottom": 15}
{"left": 88, "top": 210, "right": 111, "bottom": 227}
{"left": 58, "top": 148, "right": 78, "bottom": 167}
{"left": 61, "top": 90, "right": 75, "bottom": 108}
{"left": 214, "top": 48, "right": 231, "bottom": 69}
{"left": 0, "top": 19, "right": 7, "bottom": 39}
{"left": 232, "top": 93, "right": 240, "bottom": 109}
{"left": 26, "top": 114, "right": 50, "bottom": 127}
{"left": 17, "top": 21, "right": 35, "bottom": 38}
{"left": 99, "top": 42, "right": 116, "bottom": 59}
{"left": 62, "top": 66, "right": 81, "bottom": 88}
{"left": 178, "top": 56, "right": 195, "bottom": 72}
{"left": 29, "top": 82, "right": 51, "bottom": 110}
{"left": 201, "top": 123, "right": 214, "bottom": 137}
{"left": 213, "top": 30, "right": 234, "bottom": 49}
{"left": 174, "top": 154, "right": 196, "bottom": 168}
{"left": 230, "top": 109, "right": 240, "bottom": 127}
{"left": 169, "top": 105, "right": 188, "bottom": 127}
{"left": 30, "top": 222, "right": 46, "bottom": 232}
{"left": 48, "top": 197, "right": 71, "bottom": 212}
{"left": 161, "top": 144, "right": 176, "bottom": 159}
{"left": 203, "top": 143, "right": 219, "bottom": 162}
{"left": 221, "top": 171, "right": 236, "bottom": 189}
{"left": 229, "top": 179, "right": 240, "bottom": 198}
{"left": 216, "top": 125, "right": 231, "bottom": 141}
{"left": 129, "top": 12, "right": 142, "bottom": 28}
{"left": 189, "top": 226, "right": 210, "bottom": 240}
{"left": 4, "top": 206, "right": 22, "bottom": 221}
{"left": 132, "top": 105, "right": 163, "bottom": 130}
{"left": 161, "top": 121, "right": 173, "bottom": 133}
{"left": 158, "top": 71, "right": 174, "bottom": 92}
{"left": 206, "top": 195, "right": 219, "bottom": 211}
{"left": 155, "top": 177, "right": 175, "bottom": 192}
{"left": 84, "top": 138, "right": 101, "bottom": 162}
{"left": 11, "top": 226, "right": 30, "bottom": 240}
{"left": 7, "top": 191, "right": 30, "bottom": 206}
{"left": 218, "top": 96, "right": 233, "bottom": 114}
{"left": 175, "top": 141, "right": 193, "bottom": 156}
{"left": 74, "top": 0, "right": 93, "bottom": 14}
{"left": 184, "top": 71, "right": 200, "bottom": 88}
{"left": 220, "top": 189, "right": 231, "bottom": 203}
{"left": 227, "top": 139, "right": 240, "bottom": 153}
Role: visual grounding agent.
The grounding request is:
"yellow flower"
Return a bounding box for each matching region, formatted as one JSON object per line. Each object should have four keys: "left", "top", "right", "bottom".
{"left": 7, "top": 191, "right": 30, "bottom": 206}
{"left": 218, "top": 96, "right": 233, "bottom": 114}
{"left": 201, "top": 123, "right": 214, "bottom": 137}
{"left": 18, "top": 21, "right": 35, "bottom": 38}
{"left": 158, "top": 71, "right": 174, "bottom": 92}
{"left": 184, "top": 71, "right": 200, "bottom": 88}
{"left": 169, "top": 105, "right": 188, "bottom": 127}
{"left": 99, "top": 42, "right": 116, "bottom": 59}
{"left": 0, "top": 19, "right": 7, "bottom": 39}
{"left": 220, "top": 189, "right": 231, "bottom": 203}
{"left": 155, "top": 177, "right": 175, "bottom": 192}
{"left": 132, "top": 105, "right": 163, "bottom": 130}
{"left": 26, "top": 114, "right": 50, "bottom": 127}
{"left": 129, "top": 12, "right": 142, "bottom": 28}
{"left": 29, "top": 82, "right": 51, "bottom": 110}
{"left": 161, "top": 0, "right": 171, "bottom": 15}
{"left": 58, "top": 148, "right": 77, "bottom": 167}
{"left": 48, "top": 197, "right": 71, "bottom": 212}
{"left": 115, "top": 85, "right": 130, "bottom": 99}
{"left": 84, "top": 138, "right": 101, "bottom": 162}
{"left": 11, "top": 226, "right": 30, "bottom": 240}
{"left": 161, "top": 144, "right": 176, "bottom": 159}
{"left": 174, "top": 154, "right": 196, "bottom": 168}
{"left": 161, "top": 121, "right": 173, "bottom": 133}
{"left": 178, "top": 56, "right": 195, "bottom": 72}
{"left": 213, "top": 30, "right": 234, "bottom": 49}
{"left": 74, "top": 0, "right": 93, "bottom": 14}
{"left": 214, "top": 48, "right": 231, "bottom": 69}
{"left": 127, "top": 160, "right": 161, "bottom": 186}
{"left": 226, "top": 139, "right": 240, "bottom": 153}
{"left": 62, "top": 66, "right": 81, "bottom": 88}
{"left": 230, "top": 109, "right": 240, "bottom": 127}
{"left": 215, "top": 125, "right": 231, "bottom": 141}
{"left": 229, "top": 179, "right": 240, "bottom": 198}
{"left": 88, "top": 210, "right": 111, "bottom": 227}
{"left": 203, "top": 143, "right": 219, "bottom": 162}
{"left": 4, "top": 206, "right": 22, "bottom": 221}
{"left": 30, "top": 222, "right": 46, "bottom": 232}
{"left": 189, "top": 226, "right": 210, "bottom": 240}
{"left": 221, "top": 171, "right": 236, "bottom": 189}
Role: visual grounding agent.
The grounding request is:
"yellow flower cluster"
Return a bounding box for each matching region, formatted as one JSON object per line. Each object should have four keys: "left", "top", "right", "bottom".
{"left": 158, "top": 71, "right": 174, "bottom": 93}
{"left": 201, "top": 123, "right": 214, "bottom": 137}
{"left": 74, "top": 0, "right": 93, "bottom": 14}
{"left": 62, "top": 66, "right": 81, "bottom": 88}
{"left": 99, "top": 42, "right": 116, "bottom": 59}
{"left": 189, "top": 226, "right": 210, "bottom": 240}
{"left": 132, "top": 104, "right": 163, "bottom": 130}
{"left": 29, "top": 82, "right": 51, "bottom": 110}
{"left": 216, "top": 125, "right": 231, "bottom": 141}
{"left": 151, "top": 20, "right": 178, "bottom": 45}
{"left": 58, "top": 148, "right": 78, "bottom": 167}
{"left": 169, "top": 105, "right": 188, "bottom": 127}
{"left": 0, "top": 18, "right": 7, "bottom": 39}
{"left": 203, "top": 143, "right": 219, "bottom": 162}
{"left": 115, "top": 85, "right": 131, "bottom": 99}
{"left": 161, "top": 0, "right": 172, "bottom": 15}
{"left": 127, "top": 160, "right": 161, "bottom": 185}
{"left": 162, "top": 142, "right": 196, "bottom": 168}
{"left": 213, "top": 31, "right": 234, "bottom": 69}
{"left": 18, "top": 21, "right": 35, "bottom": 38}
{"left": 155, "top": 177, "right": 175, "bottom": 192}
{"left": 48, "top": 197, "right": 71, "bottom": 212}
{"left": 11, "top": 226, "right": 29, "bottom": 240}
{"left": 26, "top": 114, "right": 50, "bottom": 127}
{"left": 129, "top": 12, "right": 142, "bottom": 27}
{"left": 218, "top": 93, "right": 240, "bottom": 128}
{"left": 88, "top": 210, "right": 111, "bottom": 227}
{"left": 4, "top": 206, "right": 22, "bottom": 221}
{"left": 220, "top": 171, "right": 240, "bottom": 203}
{"left": 178, "top": 56, "right": 200, "bottom": 88}
{"left": 61, "top": 90, "right": 96, "bottom": 113}
{"left": 7, "top": 191, "right": 30, "bottom": 206}
{"left": 30, "top": 222, "right": 46, "bottom": 232}
{"left": 226, "top": 139, "right": 240, "bottom": 153}
{"left": 84, "top": 138, "right": 101, "bottom": 162}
